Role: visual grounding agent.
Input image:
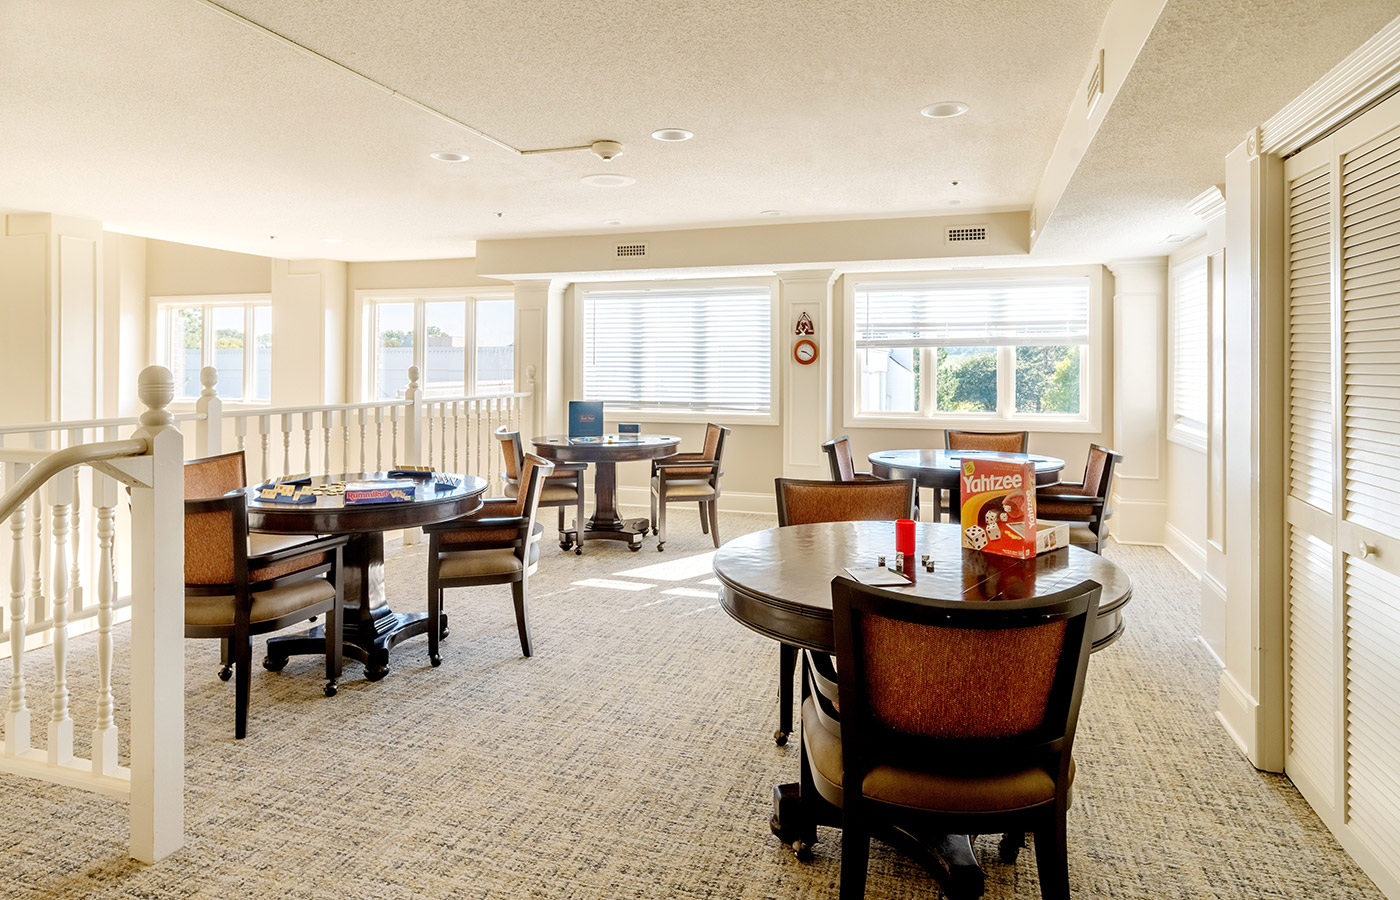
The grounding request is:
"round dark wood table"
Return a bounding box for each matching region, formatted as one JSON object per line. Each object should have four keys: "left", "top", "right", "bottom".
{"left": 247, "top": 472, "right": 487, "bottom": 680}
{"left": 531, "top": 434, "right": 680, "bottom": 550}
{"left": 868, "top": 449, "right": 1066, "bottom": 522}
{"left": 714, "top": 520, "right": 1131, "bottom": 899}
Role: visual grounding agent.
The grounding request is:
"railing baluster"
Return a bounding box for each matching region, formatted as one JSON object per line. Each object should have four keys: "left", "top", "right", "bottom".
{"left": 68, "top": 428, "right": 83, "bottom": 614}
{"left": 29, "top": 489, "right": 43, "bottom": 625}
{"left": 281, "top": 413, "right": 293, "bottom": 477}
{"left": 390, "top": 407, "right": 399, "bottom": 467}
{"left": 92, "top": 470, "right": 118, "bottom": 775}
{"left": 302, "top": 412, "right": 314, "bottom": 475}
{"left": 475, "top": 399, "right": 483, "bottom": 478}
{"left": 341, "top": 413, "right": 350, "bottom": 479}
{"left": 6, "top": 461, "right": 31, "bottom": 756}
{"left": 48, "top": 478, "right": 73, "bottom": 766}
{"left": 453, "top": 402, "right": 460, "bottom": 472}
{"left": 259, "top": 415, "right": 271, "bottom": 482}
{"left": 358, "top": 409, "right": 368, "bottom": 474}
{"left": 234, "top": 416, "right": 247, "bottom": 455}
{"left": 321, "top": 411, "right": 333, "bottom": 477}
{"left": 375, "top": 409, "right": 384, "bottom": 472}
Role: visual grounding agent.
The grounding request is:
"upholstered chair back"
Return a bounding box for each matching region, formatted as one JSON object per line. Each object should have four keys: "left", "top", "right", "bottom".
{"left": 944, "top": 430, "right": 1030, "bottom": 454}
{"left": 775, "top": 478, "right": 916, "bottom": 526}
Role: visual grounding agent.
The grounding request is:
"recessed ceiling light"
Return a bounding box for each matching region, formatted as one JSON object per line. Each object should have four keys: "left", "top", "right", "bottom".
{"left": 652, "top": 128, "right": 694, "bottom": 142}
{"left": 429, "top": 151, "right": 469, "bottom": 162}
{"left": 921, "top": 101, "right": 969, "bottom": 119}
{"left": 1163, "top": 233, "right": 1190, "bottom": 243}
{"left": 581, "top": 174, "right": 636, "bottom": 187}
{"left": 760, "top": 209, "right": 783, "bottom": 217}
{"left": 947, "top": 199, "right": 962, "bottom": 206}
{"left": 603, "top": 219, "right": 623, "bottom": 225}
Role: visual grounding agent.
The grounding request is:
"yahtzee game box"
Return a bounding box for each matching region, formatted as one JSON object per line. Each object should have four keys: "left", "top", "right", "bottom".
{"left": 959, "top": 456, "right": 1037, "bottom": 559}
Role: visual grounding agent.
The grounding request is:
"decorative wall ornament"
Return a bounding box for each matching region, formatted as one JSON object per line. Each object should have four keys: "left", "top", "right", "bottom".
{"left": 794, "top": 311, "right": 815, "bottom": 335}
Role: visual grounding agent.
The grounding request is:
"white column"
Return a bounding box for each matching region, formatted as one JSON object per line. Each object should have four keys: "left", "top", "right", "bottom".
{"left": 513, "top": 280, "right": 565, "bottom": 437}
{"left": 127, "top": 365, "right": 185, "bottom": 862}
{"left": 1106, "top": 258, "right": 1169, "bottom": 544}
{"left": 1215, "top": 133, "right": 1287, "bottom": 772}
{"left": 777, "top": 270, "right": 836, "bottom": 479}
{"left": 270, "top": 259, "right": 348, "bottom": 406}
{"left": 193, "top": 366, "right": 222, "bottom": 458}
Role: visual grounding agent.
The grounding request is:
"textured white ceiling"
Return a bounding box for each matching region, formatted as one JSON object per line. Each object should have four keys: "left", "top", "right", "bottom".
{"left": 0, "top": 0, "right": 1111, "bottom": 261}
{"left": 0, "top": 0, "right": 1395, "bottom": 265}
{"left": 1034, "top": 0, "right": 1400, "bottom": 261}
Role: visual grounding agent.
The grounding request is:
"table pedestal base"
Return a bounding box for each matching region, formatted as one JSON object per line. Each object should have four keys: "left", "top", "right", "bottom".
{"left": 263, "top": 532, "right": 443, "bottom": 681}
{"left": 770, "top": 782, "right": 987, "bottom": 900}
{"left": 583, "top": 515, "right": 650, "bottom": 551}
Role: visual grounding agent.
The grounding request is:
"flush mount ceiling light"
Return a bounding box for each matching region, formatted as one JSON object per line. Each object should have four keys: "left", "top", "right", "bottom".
{"left": 760, "top": 209, "right": 783, "bottom": 217}
{"left": 429, "top": 150, "right": 470, "bottom": 162}
{"left": 947, "top": 199, "right": 962, "bottom": 205}
{"left": 921, "top": 101, "right": 969, "bottom": 119}
{"left": 603, "top": 219, "right": 623, "bottom": 225}
{"left": 652, "top": 128, "right": 693, "bottom": 142}
{"left": 581, "top": 174, "right": 636, "bottom": 187}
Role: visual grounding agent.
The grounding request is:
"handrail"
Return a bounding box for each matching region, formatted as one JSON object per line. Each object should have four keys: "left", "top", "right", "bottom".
{"left": 421, "top": 391, "right": 532, "bottom": 403}
{"left": 221, "top": 398, "right": 412, "bottom": 418}
{"left": 0, "top": 412, "right": 206, "bottom": 435}
{"left": 0, "top": 438, "right": 148, "bottom": 522}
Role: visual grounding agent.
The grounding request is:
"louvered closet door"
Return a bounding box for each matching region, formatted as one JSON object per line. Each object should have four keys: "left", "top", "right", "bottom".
{"left": 1282, "top": 141, "right": 1340, "bottom": 817}
{"left": 1283, "top": 91, "right": 1400, "bottom": 899}
{"left": 1337, "top": 113, "right": 1400, "bottom": 889}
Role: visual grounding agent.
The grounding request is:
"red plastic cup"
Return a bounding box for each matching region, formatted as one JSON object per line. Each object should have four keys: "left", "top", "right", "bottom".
{"left": 896, "top": 518, "right": 916, "bottom": 557}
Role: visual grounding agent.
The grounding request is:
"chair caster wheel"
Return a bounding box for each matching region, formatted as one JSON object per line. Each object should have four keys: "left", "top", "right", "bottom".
{"left": 324, "top": 682, "right": 337, "bottom": 697}
{"left": 999, "top": 831, "right": 1025, "bottom": 863}
{"left": 656, "top": 542, "right": 665, "bottom": 552}
{"left": 559, "top": 542, "right": 572, "bottom": 551}
{"left": 430, "top": 653, "right": 442, "bottom": 667}
{"left": 651, "top": 526, "right": 659, "bottom": 535}
{"left": 790, "top": 840, "right": 812, "bottom": 860}
{"left": 218, "top": 665, "right": 233, "bottom": 682}
{"left": 575, "top": 546, "right": 583, "bottom": 555}
{"left": 262, "top": 656, "right": 287, "bottom": 672}
{"left": 366, "top": 664, "right": 389, "bottom": 682}
{"left": 629, "top": 544, "right": 642, "bottom": 552}
{"left": 774, "top": 730, "right": 788, "bottom": 746}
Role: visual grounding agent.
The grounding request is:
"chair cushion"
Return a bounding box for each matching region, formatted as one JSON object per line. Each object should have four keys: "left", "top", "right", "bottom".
{"left": 801, "top": 696, "right": 1068, "bottom": 813}
{"left": 185, "top": 578, "right": 335, "bottom": 628}
{"left": 653, "top": 477, "right": 718, "bottom": 499}
{"left": 503, "top": 482, "right": 579, "bottom": 503}
{"left": 1039, "top": 520, "right": 1099, "bottom": 545}
{"left": 438, "top": 541, "right": 541, "bottom": 580}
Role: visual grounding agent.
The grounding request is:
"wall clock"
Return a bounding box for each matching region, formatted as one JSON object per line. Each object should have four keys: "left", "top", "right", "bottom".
{"left": 793, "top": 339, "right": 818, "bottom": 365}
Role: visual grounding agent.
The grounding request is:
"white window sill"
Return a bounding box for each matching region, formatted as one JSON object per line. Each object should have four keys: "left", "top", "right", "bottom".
{"left": 603, "top": 410, "right": 778, "bottom": 427}
{"left": 845, "top": 413, "right": 1101, "bottom": 434}
{"left": 1167, "top": 424, "right": 1207, "bottom": 453}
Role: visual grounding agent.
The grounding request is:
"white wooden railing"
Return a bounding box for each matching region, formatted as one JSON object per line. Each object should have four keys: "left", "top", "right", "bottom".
{"left": 0, "top": 366, "right": 185, "bottom": 863}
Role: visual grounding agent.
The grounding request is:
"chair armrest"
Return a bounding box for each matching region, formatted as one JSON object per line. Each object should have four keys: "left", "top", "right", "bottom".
{"left": 852, "top": 472, "right": 881, "bottom": 482}
{"left": 429, "top": 515, "right": 527, "bottom": 532}
{"left": 1038, "top": 481, "right": 1085, "bottom": 495}
{"left": 247, "top": 533, "right": 349, "bottom": 566}
{"left": 654, "top": 458, "right": 720, "bottom": 471}
{"left": 1036, "top": 493, "right": 1101, "bottom": 505}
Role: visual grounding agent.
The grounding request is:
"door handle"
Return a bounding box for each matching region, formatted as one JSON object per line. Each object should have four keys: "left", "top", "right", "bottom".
{"left": 1357, "top": 540, "right": 1375, "bottom": 560}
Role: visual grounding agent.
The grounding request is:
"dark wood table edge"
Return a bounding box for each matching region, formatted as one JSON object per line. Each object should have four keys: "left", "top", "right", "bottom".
{"left": 530, "top": 435, "right": 681, "bottom": 551}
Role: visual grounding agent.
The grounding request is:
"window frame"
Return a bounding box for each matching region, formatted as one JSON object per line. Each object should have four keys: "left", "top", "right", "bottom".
{"left": 571, "top": 277, "right": 781, "bottom": 426}
{"left": 842, "top": 266, "right": 1104, "bottom": 432}
{"left": 152, "top": 293, "right": 272, "bottom": 405}
{"left": 352, "top": 287, "right": 516, "bottom": 401}
{"left": 1168, "top": 249, "right": 1210, "bottom": 452}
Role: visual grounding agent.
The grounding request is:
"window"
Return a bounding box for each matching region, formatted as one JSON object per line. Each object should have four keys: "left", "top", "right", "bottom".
{"left": 1170, "top": 256, "right": 1208, "bottom": 445}
{"left": 852, "top": 276, "right": 1092, "bottom": 423}
{"left": 580, "top": 281, "right": 774, "bottom": 417}
{"left": 367, "top": 292, "right": 514, "bottom": 400}
{"left": 156, "top": 296, "right": 272, "bottom": 402}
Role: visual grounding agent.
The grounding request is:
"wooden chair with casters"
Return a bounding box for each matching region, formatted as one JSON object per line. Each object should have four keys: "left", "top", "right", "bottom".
{"left": 185, "top": 451, "right": 345, "bottom": 684}
{"left": 495, "top": 426, "right": 587, "bottom": 554}
{"left": 800, "top": 575, "right": 1102, "bottom": 900}
{"left": 769, "top": 477, "right": 917, "bottom": 747}
{"left": 822, "top": 435, "right": 920, "bottom": 519}
{"left": 944, "top": 429, "right": 1031, "bottom": 453}
{"left": 183, "top": 492, "right": 346, "bottom": 739}
{"left": 1036, "top": 444, "right": 1124, "bottom": 554}
{"left": 423, "top": 453, "right": 555, "bottom": 665}
{"left": 650, "top": 423, "right": 730, "bottom": 552}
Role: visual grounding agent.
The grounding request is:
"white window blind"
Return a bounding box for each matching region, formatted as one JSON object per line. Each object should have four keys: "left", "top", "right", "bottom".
{"left": 1172, "top": 258, "right": 1209, "bottom": 431}
{"left": 853, "top": 278, "right": 1090, "bottom": 349}
{"left": 582, "top": 284, "right": 772, "bottom": 414}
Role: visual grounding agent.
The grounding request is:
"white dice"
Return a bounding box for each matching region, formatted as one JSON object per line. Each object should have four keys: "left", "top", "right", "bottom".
{"left": 984, "top": 511, "right": 1002, "bottom": 541}
{"left": 965, "top": 525, "right": 988, "bottom": 550}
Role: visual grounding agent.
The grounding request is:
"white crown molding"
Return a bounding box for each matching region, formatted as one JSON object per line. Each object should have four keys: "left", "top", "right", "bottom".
{"left": 1260, "top": 14, "right": 1400, "bottom": 156}
{"left": 1187, "top": 186, "right": 1226, "bottom": 222}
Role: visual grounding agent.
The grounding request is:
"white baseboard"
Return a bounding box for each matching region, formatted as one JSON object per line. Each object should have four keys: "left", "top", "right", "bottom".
{"left": 1163, "top": 522, "right": 1206, "bottom": 578}
{"left": 1217, "top": 669, "right": 1264, "bottom": 767}
{"left": 1199, "top": 573, "right": 1227, "bottom": 664}
{"left": 1108, "top": 494, "right": 1168, "bottom": 544}
{"left": 615, "top": 486, "right": 776, "bottom": 516}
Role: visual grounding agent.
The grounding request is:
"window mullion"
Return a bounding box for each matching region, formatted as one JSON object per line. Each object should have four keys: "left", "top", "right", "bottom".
{"left": 414, "top": 300, "right": 426, "bottom": 382}
{"left": 203, "top": 305, "right": 214, "bottom": 370}
{"left": 998, "top": 345, "right": 1013, "bottom": 418}
{"left": 465, "top": 299, "right": 477, "bottom": 396}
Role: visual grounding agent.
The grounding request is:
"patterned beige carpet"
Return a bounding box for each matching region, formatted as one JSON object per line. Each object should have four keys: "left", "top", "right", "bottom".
{"left": 0, "top": 509, "right": 1383, "bottom": 899}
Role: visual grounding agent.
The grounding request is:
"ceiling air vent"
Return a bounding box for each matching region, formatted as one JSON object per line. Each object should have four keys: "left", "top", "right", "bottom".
{"left": 1086, "top": 49, "right": 1104, "bottom": 115}
{"left": 945, "top": 225, "right": 987, "bottom": 244}
{"left": 616, "top": 243, "right": 647, "bottom": 258}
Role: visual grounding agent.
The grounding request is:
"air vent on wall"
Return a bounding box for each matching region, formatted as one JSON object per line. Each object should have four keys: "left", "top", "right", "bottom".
{"left": 1086, "top": 49, "right": 1104, "bottom": 115}
{"left": 616, "top": 243, "right": 647, "bottom": 258}
{"left": 945, "top": 225, "right": 987, "bottom": 243}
